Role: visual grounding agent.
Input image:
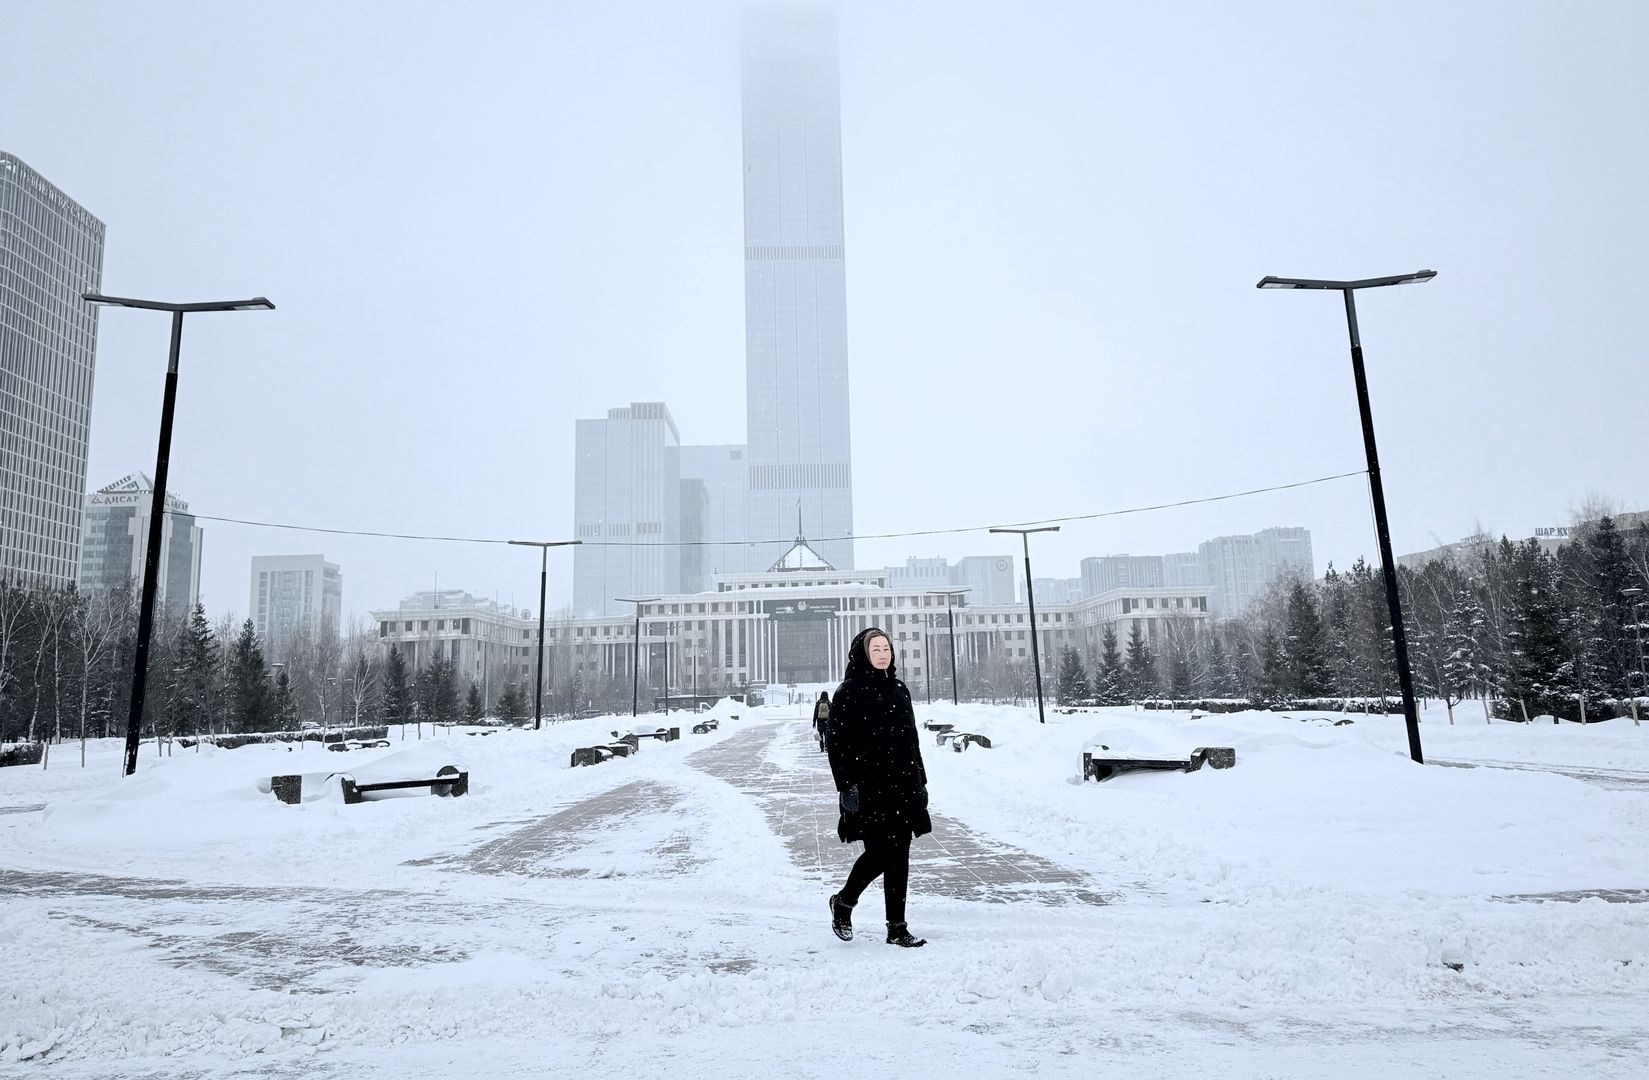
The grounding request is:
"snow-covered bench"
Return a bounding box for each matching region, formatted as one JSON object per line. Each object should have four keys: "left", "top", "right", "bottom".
{"left": 325, "top": 737, "right": 391, "bottom": 752}
{"left": 340, "top": 765, "right": 467, "bottom": 804}
{"left": 1081, "top": 729, "right": 1236, "bottom": 783}
{"left": 264, "top": 763, "right": 469, "bottom": 804}
{"left": 613, "top": 726, "right": 679, "bottom": 744}
{"left": 570, "top": 739, "right": 639, "bottom": 767}
{"left": 935, "top": 730, "right": 993, "bottom": 751}
{"left": 1082, "top": 745, "right": 1235, "bottom": 782}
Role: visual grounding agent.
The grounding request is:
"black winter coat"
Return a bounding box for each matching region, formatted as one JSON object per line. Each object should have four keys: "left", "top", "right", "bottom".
{"left": 826, "top": 628, "right": 932, "bottom": 842}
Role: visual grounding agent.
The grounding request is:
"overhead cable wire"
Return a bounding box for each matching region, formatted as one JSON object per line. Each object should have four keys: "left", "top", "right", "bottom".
{"left": 178, "top": 468, "right": 1368, "bottom": 549}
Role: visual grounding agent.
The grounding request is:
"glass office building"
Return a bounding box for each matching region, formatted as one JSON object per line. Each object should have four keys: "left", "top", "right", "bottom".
{"left": 741, "top": 9, "right": 855, "bottom": 572}
{"left": 572, "top": 402, "right": 683, "bottom": 617}
{"left": 0, "top": 152, "right": 105, "bottom": 586}
{"left": 78, "top": 472, "right": 203, "bottom": 619}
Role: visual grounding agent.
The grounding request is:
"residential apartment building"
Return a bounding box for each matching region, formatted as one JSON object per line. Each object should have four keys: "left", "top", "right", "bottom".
{"left": 250, "top": 555, "right": 342, "bottom": 665}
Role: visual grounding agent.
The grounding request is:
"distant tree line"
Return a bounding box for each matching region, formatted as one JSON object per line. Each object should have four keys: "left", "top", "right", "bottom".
{"left": 1036, "top": 516, "right": 1649, "bottom": 723}
{"left": 0, "top": 583, "right": 557, "bottom": 752}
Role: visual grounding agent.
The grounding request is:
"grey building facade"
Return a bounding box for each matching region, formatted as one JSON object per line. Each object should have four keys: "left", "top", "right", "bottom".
{"left": 1198, "top": 526, "right": 1315, "bottom": 618}
{"left": 680, "top": 444, "right": 749, "bottom": 593}
{"left": 250, "top": 554, "right": 342, "bottom": 666}
{"left": 1080, "top": 555, "right": 1165, "bottom": 597}
{"left": 572, "top": 402, "right": 682, "bottom": 617}
{"left": 741, "top": 9, "right": 855, "bottom": 572}
{"left": 77, "top": 472, "right": 202, "bottom": 618}
{"left": 0, "top": 152, "right": 105, "bottom": 586}
{"left": 950, "top": 555, "right": 1018, "bottom": 607}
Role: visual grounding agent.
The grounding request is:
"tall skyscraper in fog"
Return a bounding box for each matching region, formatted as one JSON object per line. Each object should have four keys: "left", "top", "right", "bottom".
{"left": 741, "top": 9, "right": 854, "bottom": 572}
{"left": 1, "top": 152, "right": 104, "bottom": 586}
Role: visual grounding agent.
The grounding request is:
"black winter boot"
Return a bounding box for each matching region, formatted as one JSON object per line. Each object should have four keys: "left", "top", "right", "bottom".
{"left": 828, "top": 893, "right": 855, "bottom": 941}
{"left": 886, "top": 921, "right": 927, "bottom": 948}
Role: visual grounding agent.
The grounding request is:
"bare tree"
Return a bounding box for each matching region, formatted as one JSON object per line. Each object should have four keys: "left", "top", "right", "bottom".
{"left": 73, "top": 587, "right": 131, "bottom": 766}
{"left": 341, "top": 617, "right": 383, "bottom": 728}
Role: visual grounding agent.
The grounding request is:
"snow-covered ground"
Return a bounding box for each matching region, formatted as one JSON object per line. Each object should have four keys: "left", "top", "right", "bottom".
{"left": 3, "top": 700, "right": 1646, "bottom": 1078}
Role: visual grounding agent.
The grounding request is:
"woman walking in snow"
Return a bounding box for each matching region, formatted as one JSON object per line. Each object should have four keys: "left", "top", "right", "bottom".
{"left": 825, "top": 627, "right": 930, "bottom": 948}
{"left": 812, "top": 691, "right": 831, "bottom": 751}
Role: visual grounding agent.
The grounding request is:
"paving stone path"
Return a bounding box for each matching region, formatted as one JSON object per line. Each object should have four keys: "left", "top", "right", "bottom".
{"left": 2, "top": 868, "right": 467, "bottom": 991}
{"left": 688, "top": 721, "right": 1112, "bottom": 907}
{"left": 1433, "top": 758, "right": 1649, "bottom": 792}
{"left": 410, "top": 779, "right": 704, "bottom": 879}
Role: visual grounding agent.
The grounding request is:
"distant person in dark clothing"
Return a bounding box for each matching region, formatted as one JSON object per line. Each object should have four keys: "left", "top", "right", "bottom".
{"left": 825, "top": 627, "right": 931, "bottom": 948}
{"left": 813, "top": 691, "right": 831, "bottom": 752}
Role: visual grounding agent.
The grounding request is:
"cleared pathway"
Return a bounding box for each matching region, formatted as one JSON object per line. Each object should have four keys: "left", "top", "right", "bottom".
{"left": 688, "top": 721, "right": 1112, "bottom": 907}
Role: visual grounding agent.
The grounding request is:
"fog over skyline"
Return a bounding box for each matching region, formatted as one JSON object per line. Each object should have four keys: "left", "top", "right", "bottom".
{"left": 4, "top": 0, "right": 1645, "bottom": 622}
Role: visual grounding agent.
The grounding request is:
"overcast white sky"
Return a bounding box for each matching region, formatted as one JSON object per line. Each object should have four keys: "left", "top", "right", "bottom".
{"left": 4, "top": 0, "right": 1646, "bottom": 621}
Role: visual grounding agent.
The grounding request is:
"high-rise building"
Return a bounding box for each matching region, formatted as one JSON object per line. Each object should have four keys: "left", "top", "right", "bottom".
{"left": 572, "top": 402, "right": 681, "bottom": 616}
{"left": 1161, "top": 551, "right": 1204, "bottom": 587}
{"left": 0, "top": 152, "right": 105, "bottom": 586}
{"left": 950, "top": 556, "right": 1017, "bottom": 607}
{"left": 1198, "top": 526, "right": 1314, "bottom": 617}
{"left": 888, "top": 556, "right": 950, "bottom": 593}
{"left": 250, "top": 554, "right": 342, "bottom": 665}
{"left": 1029, "top": 577, "right": 1084, "bottom": 606}
{"left": 679, "top": 444, "right": 749, "bottom": 593}
{"left": 741, "top": 9, "right": 854, "bottom": 572}
{"left": 1080, "top": 555, "right": 1165, "bottom": 598}
{"left": 77, "top": 472, "right": 202, "bottom": 618}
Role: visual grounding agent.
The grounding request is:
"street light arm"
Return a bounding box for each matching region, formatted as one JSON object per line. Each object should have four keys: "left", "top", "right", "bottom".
{"left": 1256, "top": 270, "right": 1436, "bottom": 291}
{"left": 84, "top": 292, "right": 275, "bottom": 313}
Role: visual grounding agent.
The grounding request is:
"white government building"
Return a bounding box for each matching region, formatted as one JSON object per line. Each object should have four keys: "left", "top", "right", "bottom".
{"left": 373, "top": 531, "right": 1211, "bottom": 703}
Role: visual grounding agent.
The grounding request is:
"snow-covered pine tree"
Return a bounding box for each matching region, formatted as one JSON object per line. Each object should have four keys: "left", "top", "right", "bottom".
{"left": 272, "top": 668, "right": 298, "bottom": 731}
{"left": 227, "top": 619, "right": 273, "bottom": 733}
{"left": 1281, "top": 579, "right": 1330, "bottom": 699}
{"left": 382, "top": 645, "right": 411, "bottom": 728}
{"left": 1124, "top": 623, "right": 1157, "bottom": 702}
{"left": 1054, "top": 646, "right": 1088, "bottom": 705}
{"left": 497, "top": 681, "right": 525, "bottom": 725}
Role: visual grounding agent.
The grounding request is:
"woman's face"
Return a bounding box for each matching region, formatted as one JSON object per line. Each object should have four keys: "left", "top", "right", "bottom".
{"left": 866, "top": 634, "right": 893, "bottom": 670}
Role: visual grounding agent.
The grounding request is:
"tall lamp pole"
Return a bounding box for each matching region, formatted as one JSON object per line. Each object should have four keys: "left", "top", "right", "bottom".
{"left": 1623, "top": 587, "right": 1645, "bottom": 727}
{"left": 990, "top": 527, "right": 1060, "bottom": 723}
{"left": 1258, "top": 269, "right": 1436, "bottom": 764}
{"left": 83, "top": 292, "right": 275, "bottom": 777}
{"left": 617, "top": 597, "right": 659, "bottom": 717}
{"left": 928, "top": 588, "right": 969, "bottom": 706}
{"left": 507, "top": 539, "right": 581, "bottom": 729}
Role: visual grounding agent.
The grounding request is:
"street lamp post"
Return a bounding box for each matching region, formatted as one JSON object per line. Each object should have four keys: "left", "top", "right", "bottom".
{"left": 664, "top": 619, "right": 676, "bottom": 715}
{"left": 923, "top": 615, "right": 933, "bottom": 705}
{"left": 1623, "top": 587, "right": 1645, "bottom": 727}
{"left": 83, "top": 292, "right": 274, "bottom": 777}
{"left": 1258, "top": 269, "right": 1436, "bottom": 764}
{"left": 616, "top": 598, "right": 659, "bottom": 717}
{"left": 927, "top": 588, "right": 969, "bottom": 706}
{"left": 507, "top": 539, "right": 581, "bottom": 730}
{"left": 989, "top": 526, "right": 1060, "bottom": 724}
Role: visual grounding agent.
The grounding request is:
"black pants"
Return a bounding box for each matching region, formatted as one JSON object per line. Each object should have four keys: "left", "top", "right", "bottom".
{"left": 840, "top": 831, "right": 912, "bottom": 923}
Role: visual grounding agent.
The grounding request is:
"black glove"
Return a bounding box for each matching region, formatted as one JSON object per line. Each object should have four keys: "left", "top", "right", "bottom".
{"left": 839, "top": 785, "right": 859, "bottom": 813}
